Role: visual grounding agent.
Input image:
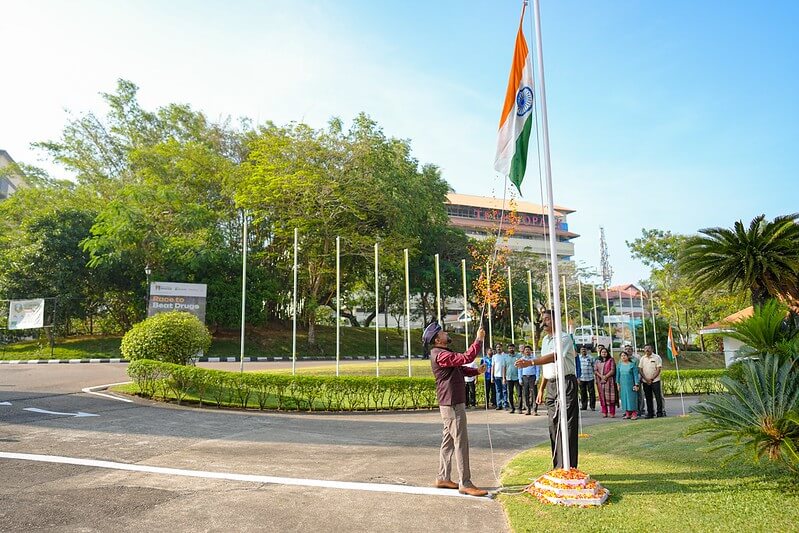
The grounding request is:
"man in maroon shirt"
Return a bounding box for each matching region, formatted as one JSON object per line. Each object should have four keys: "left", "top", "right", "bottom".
{"left": 423, "top": 321, "right": 488, "bottom": 497}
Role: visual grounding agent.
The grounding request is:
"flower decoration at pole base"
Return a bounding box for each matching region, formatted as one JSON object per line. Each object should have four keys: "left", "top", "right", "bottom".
{"left": 525, "top": 468, "right": 609, "bottom": 507}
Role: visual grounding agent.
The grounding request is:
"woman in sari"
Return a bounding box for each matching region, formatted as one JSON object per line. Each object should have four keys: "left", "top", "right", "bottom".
{"left": 616, "top": 351, "right": 640, "bottom": 420}
{"left": 594, "top": 347, "right": 617, "bottom": 418}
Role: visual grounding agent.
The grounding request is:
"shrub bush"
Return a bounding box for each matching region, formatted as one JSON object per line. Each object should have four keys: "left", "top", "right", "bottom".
{"left": 121, "top": 311, "right": 211, "bottom": 365}
{"left": 689, "top": 354, "right": 799, "bottom": 476}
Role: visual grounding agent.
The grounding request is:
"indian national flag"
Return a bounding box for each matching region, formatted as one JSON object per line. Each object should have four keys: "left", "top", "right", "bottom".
{"left": 494, "top": 11, "right": 534, "bottom": 195}
{"left": 667, "top": 325, "right": 680, "bottom": 362}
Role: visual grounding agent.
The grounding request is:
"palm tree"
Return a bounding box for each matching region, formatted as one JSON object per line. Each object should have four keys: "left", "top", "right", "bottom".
{"left": 680, "top": 214, "right": 799, "bottom": 308}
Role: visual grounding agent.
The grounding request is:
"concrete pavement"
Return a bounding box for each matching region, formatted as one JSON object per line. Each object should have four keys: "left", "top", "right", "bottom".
{"left": 0, "top": 363, "right": 699, "bottom": 532}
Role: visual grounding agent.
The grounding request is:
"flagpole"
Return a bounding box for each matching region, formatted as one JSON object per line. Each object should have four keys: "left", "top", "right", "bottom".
{"left": 486, "top": 261, "right": 493, "bottom": 348}
{"left": 375, "top": 242, "right": 379, "bottom": 378}
{"left": 292, "top": 227, "right": 298, "bottom": 376}
{"left": 578, "top": 279, "right": 584, "bottom": 331}
{"left": 336, "top": 236, "right": 341, "bottom": 377}
{"left": 562, "top": 275, "right": 569, "bottom": 334}
{"left": 533, "top": 0, "right": 570, "bottom": 470}
{"left": 674, "top": 349, "right": 686, "bottom": 416}
{"left": 508, "top": 266, "right": 515, "bottom": 344}
{"left": 435, "top": 253, "right": 442, "bottom": 324}
{"left": 629, "top": 290, "right": 638, "bottom": 353}
{"left": 641, "top": 290, "right": 647, "bottom": 346}
{"left": 527, "top": 270, "right": 535, "bottom": 350}
{"left": 604, "top": 284, "right": 613, "bottom": 358}
{"left": 463, "top": 259, "right": 469, "bottom": 349}
{"left": 404, "top": 248, "right": 412, "bottom": 377}
{"left": 239, "top": 210, "right": 247, "bottom": 373}
{"left": 651, "top": 295, "right": 659, "bottom": 355}
{"left": 592, "top": 284, "right": 599, "bottom": 343}
{"left": 545, "top": 271, "right": 552, "bottom": 309}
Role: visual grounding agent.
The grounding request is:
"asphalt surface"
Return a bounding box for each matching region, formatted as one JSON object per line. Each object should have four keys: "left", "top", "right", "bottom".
{"left": 0, "top": 362, "right": 698, "bottom": 532}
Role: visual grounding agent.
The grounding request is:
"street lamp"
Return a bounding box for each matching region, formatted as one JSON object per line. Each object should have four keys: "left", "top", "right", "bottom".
{"left": 144, "top": 264, "right": 152, "bottom": 317}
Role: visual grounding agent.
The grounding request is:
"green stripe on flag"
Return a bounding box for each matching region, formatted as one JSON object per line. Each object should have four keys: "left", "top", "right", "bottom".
{"left": 509, "top": 116, "right": 532, "bottom": 194}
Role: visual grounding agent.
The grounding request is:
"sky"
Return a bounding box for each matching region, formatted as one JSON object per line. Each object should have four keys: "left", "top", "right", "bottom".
{"left": 2, "top": 0, "right": 799, "bottom": 285}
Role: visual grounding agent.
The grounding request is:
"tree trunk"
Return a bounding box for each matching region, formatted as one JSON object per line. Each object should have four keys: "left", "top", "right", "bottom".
{"left": 340, "top": 310, "right": 361, "bottom": 327}
{"left": 751, "top": 285, "right": 769, "bottom": 308}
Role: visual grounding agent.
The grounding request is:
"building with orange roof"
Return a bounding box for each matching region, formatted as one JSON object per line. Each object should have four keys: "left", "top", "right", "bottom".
{"left": 445, "top": 192, "right": 578, "bottom": 259}
{"left": 699, "top": 306, "right": 754, "bottom": 367}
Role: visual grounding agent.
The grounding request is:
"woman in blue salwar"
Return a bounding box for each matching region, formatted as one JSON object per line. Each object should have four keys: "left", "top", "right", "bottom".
{"left": 616, "top": 351, "right": 640, "bottom": 420}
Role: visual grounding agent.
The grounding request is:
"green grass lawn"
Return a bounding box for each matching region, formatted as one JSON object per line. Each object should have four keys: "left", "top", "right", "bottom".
{"left": 500, "top": 416, "right": 799, "bottom": 532}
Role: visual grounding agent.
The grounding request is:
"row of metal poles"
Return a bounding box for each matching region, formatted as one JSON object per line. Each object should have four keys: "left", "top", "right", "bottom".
{"left": 237, "top": 226, "right": 662, "bottom": 376}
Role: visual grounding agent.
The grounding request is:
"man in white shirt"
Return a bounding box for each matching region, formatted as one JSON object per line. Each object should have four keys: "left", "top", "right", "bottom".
{"left": 638, "top": 344, "right": 664, "bottom": 418}
{"left": 516, "top": 310, "right": 579, "bottom": 469}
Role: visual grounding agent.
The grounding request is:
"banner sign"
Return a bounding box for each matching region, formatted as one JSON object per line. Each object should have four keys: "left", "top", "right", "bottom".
{"left": 8, "top": 299, "right": 45, "bottom": 330}
{"left": 603, "top": 314, "right": 630, "bottom": 324}
{"left": 148, "top": 282, "right": 207, "bottom": 323}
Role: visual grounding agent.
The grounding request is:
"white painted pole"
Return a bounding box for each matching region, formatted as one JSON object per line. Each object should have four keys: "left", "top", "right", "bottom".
{"left": 486, "top": 261, "right": 493, "bottom": 348}
{"left": 562, "top": 275, "right": 569, "bottom": 334}
{"left": 375, "top": 242, "right": 379, "bottom": 378}
{"left": 630, "top": 291, "right": 638, "bottom": 353}
{"left": 592, "top": 284, "right": 599, "bottom": 342}
{"left": 534, "top": 0, "right": 570, "bottom": 470}
{"left": 618, "top": 288, "right": 626, "bottom": 347}
{"left": 578, "top": 280, "right": 584, "bottom": 330}
{"left": 435, "top": 253, "right": 442, "bottom": 324}
{"left": 405, "top": 248, "right": 412, "bottom": 377}
{"left": 336, "top": 236, "right": 341, "bottom": 377}
{"left": 651, "top": 295, "right": 660, "bottom": 356}
{"left": 605, "top": 285, "right": 614, "bottom": 358}
{"left": 239, "top": 211, "right": 247, "bottom": 373}
{"left": 462, "top": 259, "right": 469, "bottom": 349}
{"left": 641, "top": 290, "right": 648, "bottom": 346}
{"left": 292, "top": 228, "right": 298, "bottom": 375}
{"left": 507, "top": 266, "right": 515, "bottom": 344}
{"left": 527, "top": 270, "right": 535, "bottom": 351}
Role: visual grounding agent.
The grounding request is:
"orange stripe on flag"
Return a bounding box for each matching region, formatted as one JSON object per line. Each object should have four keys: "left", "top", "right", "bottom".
{"left": 498, "top": 11, "right": 529, "bottom": 127}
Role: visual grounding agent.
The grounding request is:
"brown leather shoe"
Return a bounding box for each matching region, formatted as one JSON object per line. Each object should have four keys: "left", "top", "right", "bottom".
{"left": 435, "top": 480, "right": 459, "bottom": 489}
{"left": 459, "top": 486, "right": 489, "bottom": 497}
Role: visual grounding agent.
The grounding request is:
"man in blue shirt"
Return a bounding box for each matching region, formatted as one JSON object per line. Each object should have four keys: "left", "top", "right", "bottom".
{"left": 481, "top": 348, "right": 496, "bottom": 408}
{"left": 577, "top": 346, "right": 596, "bottom": 411}
{"left": 491, "top": 344, "right": 507, "bottom": 409}
{"left": 520, "top": 344, "right": 540, "bottom": 415}
{"left": 503, "top": 343, "right": 522, "bottom": 413}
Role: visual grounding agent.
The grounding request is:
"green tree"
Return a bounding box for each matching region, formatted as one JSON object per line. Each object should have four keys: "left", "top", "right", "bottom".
{"left": 680, "top": 214, "right": 799, "bottom": 308}
{"left": 628, "top": 228, "right": 744, "bottom": 347}
{"left": 237, "top": 115, "right": 453, "bottom": 345}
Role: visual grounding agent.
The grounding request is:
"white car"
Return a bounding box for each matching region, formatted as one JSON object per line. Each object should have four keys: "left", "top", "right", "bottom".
{"left": 573, "top": 325, "right": 612, "bottom": 351}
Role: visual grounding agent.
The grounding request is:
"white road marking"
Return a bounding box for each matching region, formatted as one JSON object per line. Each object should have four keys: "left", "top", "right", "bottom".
{"left": 0, "top": 401, "right": 11, "bottom": 406}
{"left": 81, "top": 382, "right": 135, "bottom": 403}
{"left": 0, "top": 452, "right": 477, "bottom": 498}
{"left": 23, "top": 408, "right": 99, "bottom": 418}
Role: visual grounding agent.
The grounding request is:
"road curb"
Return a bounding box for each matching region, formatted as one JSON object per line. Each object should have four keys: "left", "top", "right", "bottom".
{"left": 0, "top": 355, "right": 426, "bottom": 365}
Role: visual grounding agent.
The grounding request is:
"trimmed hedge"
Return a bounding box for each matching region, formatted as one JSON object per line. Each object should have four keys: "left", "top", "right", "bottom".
{"left": 127, "top": 360, "right": 727, "bottom": 412}
{"left": 660, "top": 369, "right": 726, "bottom": 395}
{"left": 127, "top": 359, "right": 445, "bottom": 411}
{"left": 121, "top": 311, "right": 212, "bottom": 365}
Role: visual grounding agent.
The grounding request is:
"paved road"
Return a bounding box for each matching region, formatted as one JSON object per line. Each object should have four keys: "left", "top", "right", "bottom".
{"left": 0, "top": 363, "right": 698, "bottom": 532}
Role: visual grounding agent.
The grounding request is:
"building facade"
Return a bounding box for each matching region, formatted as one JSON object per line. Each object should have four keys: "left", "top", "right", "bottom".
{"left": 445, "top": 192, "right": 578, "bottom": 259}
{"left": 0, "top": 150, "right": 27, "bottom": 200}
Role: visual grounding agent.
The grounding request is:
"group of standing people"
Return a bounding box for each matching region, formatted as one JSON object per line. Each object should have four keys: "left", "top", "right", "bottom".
{"left": 478, "top": 342, "right": 540, "bottom": 415}
{"left": 423, "top": 310, "right": 669, "bottom": 497}
{"left": 581, "top": 344, "right": 666, "bottom": 420}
